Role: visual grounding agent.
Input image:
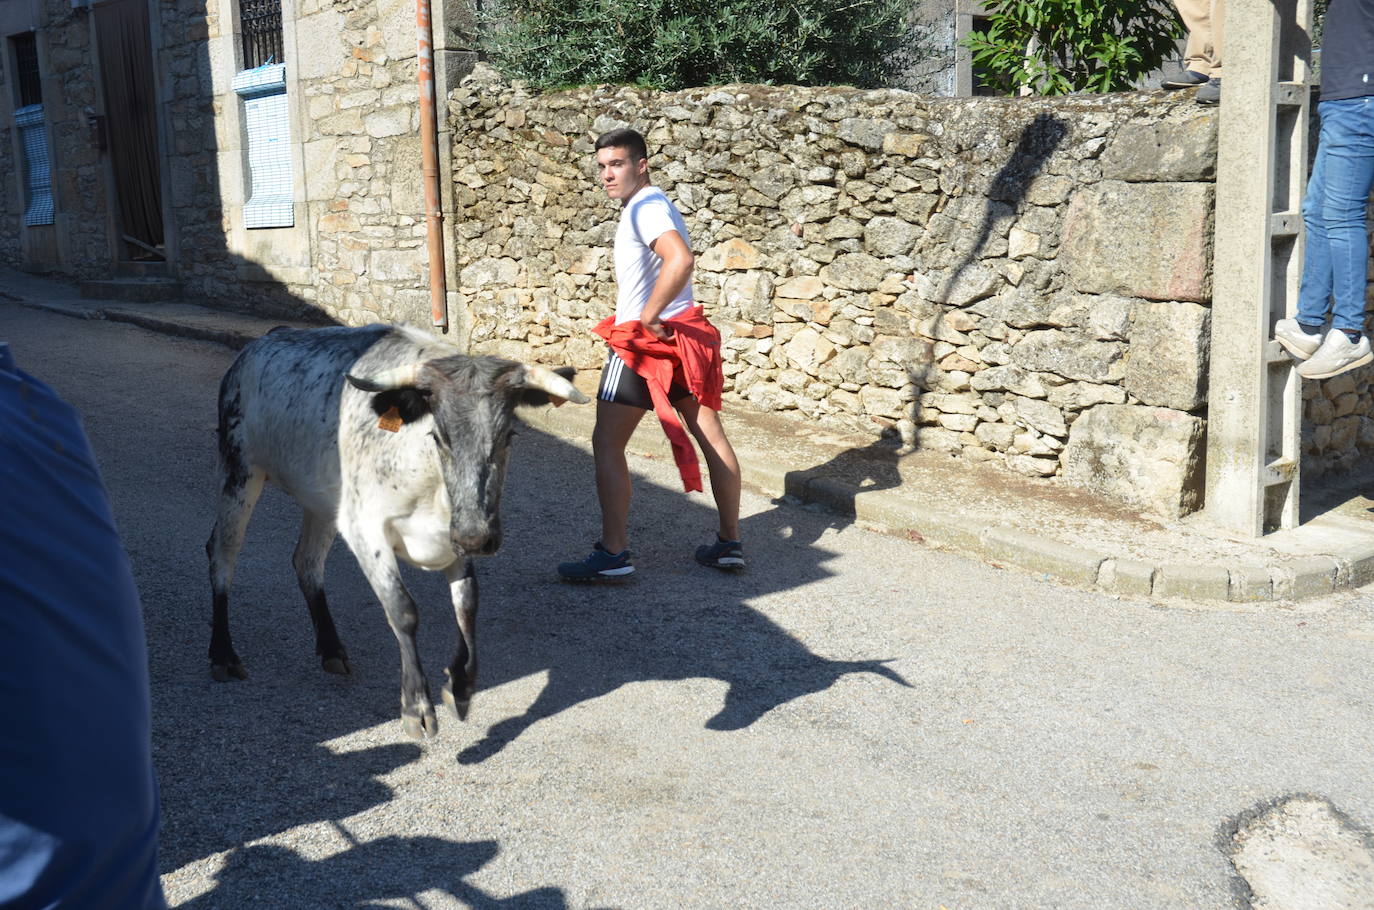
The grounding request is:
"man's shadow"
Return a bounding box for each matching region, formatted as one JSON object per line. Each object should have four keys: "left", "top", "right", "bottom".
{"left": 452, "top": 430, "right": 911, "bottom": 765}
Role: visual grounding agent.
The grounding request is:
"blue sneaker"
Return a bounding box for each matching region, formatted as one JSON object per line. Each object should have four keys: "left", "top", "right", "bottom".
{"left": 695, "top": 537, "right": 745, "bottom": 571}
{"left": 558, "top": 543, "right": 635, "bottom": 581}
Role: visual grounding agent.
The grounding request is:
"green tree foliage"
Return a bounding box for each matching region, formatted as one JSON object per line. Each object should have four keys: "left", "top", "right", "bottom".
{"left": 480, "top": 0, "right": 912, "bottom": 91}
{"left": 964, "top": 0, "right": 1185, "bottom": 96}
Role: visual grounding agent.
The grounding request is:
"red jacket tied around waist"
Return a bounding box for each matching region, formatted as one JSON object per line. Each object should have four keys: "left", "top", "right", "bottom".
{"left": 594, "top": 305, "right": 724, "bottom": 493}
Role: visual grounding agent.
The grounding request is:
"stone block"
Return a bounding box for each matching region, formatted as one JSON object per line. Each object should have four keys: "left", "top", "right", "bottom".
{"left": 1124, "top": 301, "right": 1210, "bottom": 410}
{"left": 785, "top": 327, "right": 837, "bottom": 375}
{"left": 1005, "top": 454, "right": 1058, "bottom": 476}
{"left": 933, "top": 264, "right": 999, "bottom": 307}
{"left": 776, "top": 275, "right": 824, "bottom": 300}
{"left": 1060, "top": 404, "right": 1205, "bottom": 518}
{"left": 1099, "top": 111, "right": 1217, "bottom": 182}
{"left": 1008, "top": 227, "right": 1040, "bottom": 259}
{"left": 974, "top": 421, "right": 1016, "bottom": 450}
{"left": 820, "top": 253, "right": 891, "bottom": 291}
{"left": 366, "top": 107, "right": 414, "bottom": 138}
{"left": 698, "top": 238, "right": 761, "bottom": 271}
{"left": 1011, "top": 395, "right": 1067, "bottom": 437}
{"left": 1010, "top": 329, "right": 1125, "bottom": 383}
{"left": 722, "top": 271, "right": 774, "bottom": 324}
{"left": 1154, "top": 563, "right": 1231, "bottom": 600}
{"left": 1024, "top": 175, "right": 1074, "bottom": 206}
{"left": 860, "top": 385, "right": 908, "bottom": 419}
{"left": 871, "top": 335, "right": 933, "bottom": 368}
{"left": 837, "top": 117, "right": 897, "bottom": 151}
{"left": 1047, "top": 381, "right": 1127, "bottom": 410}
{"left": 864, "top": 216, "right": 921, "bottom": 257}
{"left": 1060, "top": 180, "right": 1213, "bottom": 303}
{"left": 882, "top": 132, "right": 928, "bottom": 156}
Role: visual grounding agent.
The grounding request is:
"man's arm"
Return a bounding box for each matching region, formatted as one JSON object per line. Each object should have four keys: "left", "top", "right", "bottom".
{"left": 641, "top": 229, "right": 694, "bottom": 341}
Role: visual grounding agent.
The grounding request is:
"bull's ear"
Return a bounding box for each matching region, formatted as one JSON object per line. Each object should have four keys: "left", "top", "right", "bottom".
{"left": 518, "top": 365, "right": 588, "bottom": 407}
{"left": 344, "top": 362, "right": 423, "bottom": 393}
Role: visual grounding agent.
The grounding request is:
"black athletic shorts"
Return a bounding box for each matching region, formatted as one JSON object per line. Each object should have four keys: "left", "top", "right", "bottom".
{"left": 597, "top": 349, "right": 691, "bottom": 410}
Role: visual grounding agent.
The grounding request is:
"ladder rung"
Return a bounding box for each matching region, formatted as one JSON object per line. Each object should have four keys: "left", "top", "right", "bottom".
{"left": 1263, "top": 458, "right": 1297, "bottom": 487}
{"left": 1275, "top": 82, "right": 1307, "bottom": 107}
{"left": 1271, "top": 211, "right": 1300, "bottom": 238}
{"left": 1265, "top": 339, "right": 1294, "bottom": 365}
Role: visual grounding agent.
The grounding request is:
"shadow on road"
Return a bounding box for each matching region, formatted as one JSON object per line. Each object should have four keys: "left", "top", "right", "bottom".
{"left": 177, "top": 836, "right": 574, "bottom": 909}
{"left": 14, "top": 308, "right": 910, "bottom": 904}
{"left": 453, "top": 430, "right": 912, "bottom": 765}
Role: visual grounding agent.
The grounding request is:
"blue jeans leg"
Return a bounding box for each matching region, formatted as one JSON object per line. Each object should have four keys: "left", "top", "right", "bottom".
{"left": 1296, "top": 97, "right": 1374, "bottom": 333}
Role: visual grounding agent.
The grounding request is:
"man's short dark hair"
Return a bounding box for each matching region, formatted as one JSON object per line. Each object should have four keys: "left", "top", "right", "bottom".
{"left": 595, "top": 128, "right": 648, "bottom": 162}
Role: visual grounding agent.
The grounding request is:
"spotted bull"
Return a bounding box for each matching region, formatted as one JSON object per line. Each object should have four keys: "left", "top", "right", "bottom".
{"left": 206, "top": 324, "right": 586, "bottom": 739}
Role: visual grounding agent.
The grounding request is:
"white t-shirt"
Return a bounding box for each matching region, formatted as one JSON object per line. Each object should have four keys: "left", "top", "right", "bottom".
{"left": 614, "top": 185, "right": 694, "bottom": 325}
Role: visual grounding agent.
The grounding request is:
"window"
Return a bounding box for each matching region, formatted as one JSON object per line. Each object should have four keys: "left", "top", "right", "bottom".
{"left": 969, "top": 16, "right": 1000, "bottom": 96}
{"left": 232, "top": 63, "right": 292, "bottom": 228}
{"left": 240, "top": 0, "right": 283, "bottom": 69}
{"left": 10, "top": 33, "right": 53, "bottom": 226}
{"left": 12, "top": 33, "right": 40, "bottom": 106}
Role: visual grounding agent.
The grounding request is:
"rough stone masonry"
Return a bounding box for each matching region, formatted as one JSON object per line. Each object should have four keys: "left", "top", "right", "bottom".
{"left": 447, "top": 66, "right": 1374, "bottom": 519}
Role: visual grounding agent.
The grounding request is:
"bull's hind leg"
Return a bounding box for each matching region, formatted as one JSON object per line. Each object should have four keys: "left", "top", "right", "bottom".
{"left": 206, "top": 466, "right": 267, "bottom": 681}
{"left": 349, "top": 534, "right": 437, "bottom": 739}
{"left": 294, "top": 512, "right": 350, "bottom": 675}
{"left": 443, "top": 558, "right": 479, "bottom": 721}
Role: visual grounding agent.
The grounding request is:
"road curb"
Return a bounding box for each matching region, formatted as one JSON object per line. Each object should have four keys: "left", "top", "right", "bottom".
{"left": 17, "top": 294, "right": 1374, "bottom": 606}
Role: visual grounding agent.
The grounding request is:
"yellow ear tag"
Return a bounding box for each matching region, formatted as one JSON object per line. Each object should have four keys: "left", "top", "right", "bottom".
{"left": 378, "top": 405, "right": 403, "bottom": 432}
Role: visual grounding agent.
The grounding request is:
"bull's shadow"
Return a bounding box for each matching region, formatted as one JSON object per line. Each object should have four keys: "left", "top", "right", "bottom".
{"left": 450, "top": 427, "right": 911, "bottom": 765}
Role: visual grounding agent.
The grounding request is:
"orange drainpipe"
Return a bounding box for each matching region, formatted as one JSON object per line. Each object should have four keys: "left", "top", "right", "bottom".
{"left": 416, "top": 0, "right": 448, "bottom": 331}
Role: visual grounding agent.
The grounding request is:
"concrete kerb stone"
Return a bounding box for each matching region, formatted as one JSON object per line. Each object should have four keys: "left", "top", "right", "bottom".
{"left": 980, "top": 526, "right": 1106, "bottom": 588}
{"left": 1288, "top": 555, "right": 1339, "bottom": 601}
{"left": 1229, "top": 564, "right": 1275, "bottom": 603}
{"left": 1097, "top": 558, "right": 1157, "bottom": 598}
{"left": 1154, "top": 563, "right": 1233, "bottom": 601}
{"left": 849, "top": 488, "right": 992, "bottom": 554}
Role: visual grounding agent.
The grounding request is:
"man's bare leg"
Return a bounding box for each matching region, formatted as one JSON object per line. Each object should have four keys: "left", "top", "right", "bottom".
{"left": 592, "top": 399, "right": 645, "bottom": 554}
{"left": 676, "top": 398, "right": 741, "bottom": 542}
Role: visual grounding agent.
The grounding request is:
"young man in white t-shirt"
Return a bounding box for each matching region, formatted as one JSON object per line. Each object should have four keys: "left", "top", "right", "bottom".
{"left": 557, "top": 128, "right": 743, "bottom": 580}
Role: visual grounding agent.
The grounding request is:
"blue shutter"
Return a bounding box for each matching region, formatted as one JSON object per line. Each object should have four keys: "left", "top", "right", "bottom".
{"left": 14, "top": 104, "right": 54, "bottom": 227}
{"left": 232, "top": 64, "right": 293, "bottom": 229}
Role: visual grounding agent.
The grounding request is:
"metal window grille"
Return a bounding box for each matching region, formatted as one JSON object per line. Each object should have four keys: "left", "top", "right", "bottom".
{"left": 12, "top": 34, "right": 42, "bottom": 107}
{"left": 240, "top": 0, "right": 283, "bottom": 70}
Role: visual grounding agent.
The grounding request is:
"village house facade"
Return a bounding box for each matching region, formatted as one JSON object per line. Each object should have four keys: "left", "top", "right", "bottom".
{"left": 0, "top": 0, "right": 478, "bottom": 324}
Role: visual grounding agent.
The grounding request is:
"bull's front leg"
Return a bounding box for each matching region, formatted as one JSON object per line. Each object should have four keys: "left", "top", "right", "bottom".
{"left": 351, "top": 536, "right": 438, "bottom": 740}
{"left": 442, "top": 557, "right": 479, "bottom": 721}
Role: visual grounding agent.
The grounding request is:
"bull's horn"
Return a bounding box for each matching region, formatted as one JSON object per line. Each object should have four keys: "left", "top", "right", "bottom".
{"left": 345, "top": 362, "right": 423, "bottom": 392}
{"left": 522, "top": 365, "right": 589, "bottom": 404}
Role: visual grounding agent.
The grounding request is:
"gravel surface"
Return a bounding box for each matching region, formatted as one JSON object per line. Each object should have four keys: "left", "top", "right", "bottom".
{"left": 7, "top": 302, "right": 1374, "bottom": 909}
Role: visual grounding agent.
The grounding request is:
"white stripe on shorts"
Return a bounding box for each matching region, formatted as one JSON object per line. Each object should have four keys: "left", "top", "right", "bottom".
{"left": 599, "top": 353, "right": 624, "bottom": 402}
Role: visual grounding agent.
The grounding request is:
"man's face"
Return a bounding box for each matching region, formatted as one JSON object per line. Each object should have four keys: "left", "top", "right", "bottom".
{"left": 595, "top": 145, "right": 648, "bottom": 202}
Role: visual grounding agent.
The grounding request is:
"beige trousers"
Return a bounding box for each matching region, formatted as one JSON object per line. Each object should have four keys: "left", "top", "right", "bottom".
{"left": 1175, "top": 0, "right": 1225, "bottom": 76}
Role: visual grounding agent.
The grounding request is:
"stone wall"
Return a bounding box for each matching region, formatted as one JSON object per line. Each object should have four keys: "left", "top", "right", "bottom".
{"left": 449, "top": 69, "right": 1225, "bottom": 517}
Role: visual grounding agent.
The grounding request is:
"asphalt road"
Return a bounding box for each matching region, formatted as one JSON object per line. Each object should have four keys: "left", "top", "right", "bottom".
{"left": 6, "top": 302, "right": 1374, "bottom": 909}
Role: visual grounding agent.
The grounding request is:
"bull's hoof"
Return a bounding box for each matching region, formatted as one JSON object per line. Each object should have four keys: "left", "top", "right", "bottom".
{"left": 402, "top": 706, "right": 438, "bottom": 740}
{"left": 210, "top": 660, "right": 249, "bottom": 682}
{"left": 442, "top": 684, "right": 471, "bottom": 722}
{"left": 322, "top": 656, "right": 351, "bottom": 676}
